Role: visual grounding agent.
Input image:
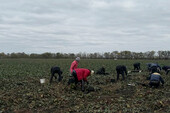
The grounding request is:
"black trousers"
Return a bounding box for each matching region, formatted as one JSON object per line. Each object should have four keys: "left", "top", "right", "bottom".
{"left": 72, "top": 70, "right": 78, "bottom": 84}
{"left": 149, "top": 81, "right": 160, "bottom": 88}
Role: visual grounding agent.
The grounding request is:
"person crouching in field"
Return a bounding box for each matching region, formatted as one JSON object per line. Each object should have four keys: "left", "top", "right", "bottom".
{"left": 116, "top": 65, "right": 127, "bottom": 80}
{"left": 96, "top": 66, "right": 109, "bottom": 75}
{"left": 162, "top": 66, "right": 170, "bottom": 75}
{"left": 68, "top": 68, "right": 94, "bottom": 92}
{"left": 50, "top": 66, "right": 63, "bottom": 84}
{"left": 148, "top": 70, "right": 164, "bottom": 88}
{"left": 133, "top": 62, "right": 140, "bottom": 70}
{"left": 147, "top": 63, "right": 161, "bottom": 73}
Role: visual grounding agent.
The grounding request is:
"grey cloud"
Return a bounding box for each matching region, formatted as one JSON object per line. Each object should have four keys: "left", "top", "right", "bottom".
{"left": 0, "top": 0, "right": 170, "bottom": 53}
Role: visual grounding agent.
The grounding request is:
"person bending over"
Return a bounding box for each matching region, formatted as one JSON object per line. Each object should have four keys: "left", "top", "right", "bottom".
{"left": 133, "top": 62, "right": 140, "bottom": 70}
{"left": 148, "top": 71, "right": 164, "bottom": 88}
{"left": 68, "top": 68, "right": 94, "bottom": 92}
{"left": 162, "top": 66, "right": 170, "bottom": 75}
{"left": 116, "top": 65, "right": 127, "bottom": 80}
{"left": 50, "top": 66, "right": 63, "bottom": 83}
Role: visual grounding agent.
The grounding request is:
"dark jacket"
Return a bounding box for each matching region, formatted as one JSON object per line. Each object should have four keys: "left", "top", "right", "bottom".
{"left": 51, "top": 66, "right": 62, "bottom": 75}
{"left": 96, "top": 67, "right": 105, "bottom": 74}
{"left": 162, "top": 66, "right": 170, "bottom": 71}
{"left": 149, "top": 63, "right": 161, "bottom": 69}
{"left": 116, "top": 65, "right": 127, "bottom": 75}
{"left": 147, "top": 63, "right": 161, "bottom": 73}
{"left": 133, "top": 63, "right": 140, "bottom": 67}
{"left": 149, "top": 73, "right": 164, "bottom": 84}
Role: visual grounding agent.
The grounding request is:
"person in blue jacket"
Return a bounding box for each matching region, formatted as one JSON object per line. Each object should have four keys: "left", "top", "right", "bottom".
{"left": 147, "top": 63, "right": 161, "bottom": 73}
{"left": 148, "top": 71, "right": 164, "bottom": 88}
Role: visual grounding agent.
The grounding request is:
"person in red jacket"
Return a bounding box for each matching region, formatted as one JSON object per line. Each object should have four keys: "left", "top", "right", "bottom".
{"left": 68, "top": 68, "right": 94, "bottom": 92}
{"left": 70, "top": 57, "right": 80, "bottom": 73}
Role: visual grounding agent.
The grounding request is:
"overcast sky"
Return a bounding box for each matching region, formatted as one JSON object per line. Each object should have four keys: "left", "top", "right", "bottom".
{"left": 0, "top": 0, "right": 170, "bottom": 54}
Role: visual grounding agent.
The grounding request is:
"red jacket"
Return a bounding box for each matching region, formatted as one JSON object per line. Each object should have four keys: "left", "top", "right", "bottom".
{"left": 74, "top": 68, "right": 91, "bottom": 81}
{"left": 70, "top": 60, "right": 78, "bottom": 73}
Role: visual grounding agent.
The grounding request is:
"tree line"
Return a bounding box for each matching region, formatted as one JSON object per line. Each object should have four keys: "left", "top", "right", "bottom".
{"left": 0, "top": 51, "right": 169, "bottom": 59}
